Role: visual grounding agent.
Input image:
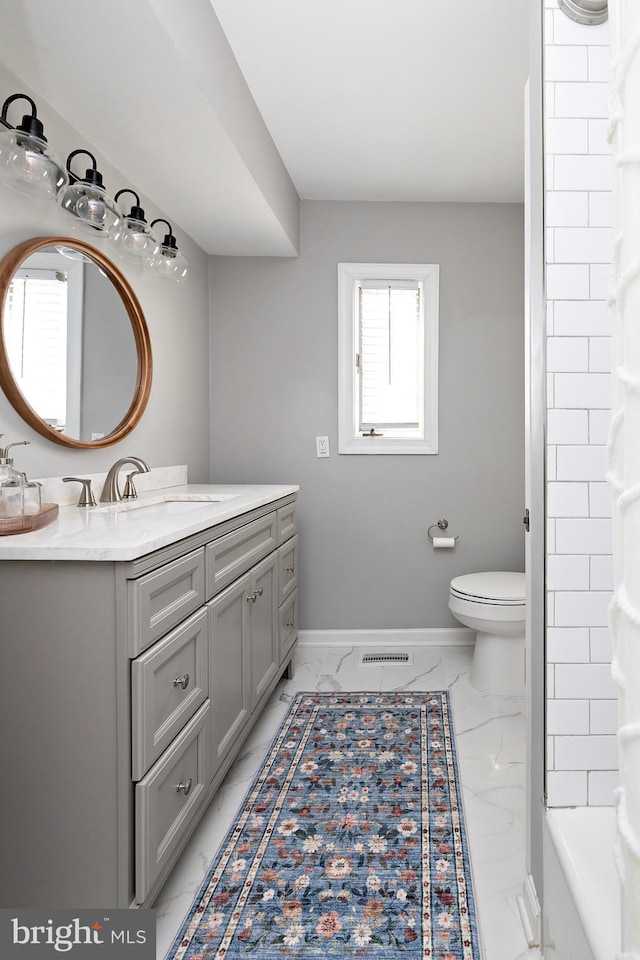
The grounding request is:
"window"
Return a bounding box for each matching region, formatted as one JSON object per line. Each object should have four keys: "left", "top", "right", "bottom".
{"left": 338, "top": 262, "right": 439, "bottom": 454}
{"left": 4, "top": 254, "right": 84, "bottom": 435}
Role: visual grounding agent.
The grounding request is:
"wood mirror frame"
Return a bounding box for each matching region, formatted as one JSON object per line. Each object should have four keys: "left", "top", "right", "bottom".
{"left": 0, "top": 236, "right": 152, "bottom": 449}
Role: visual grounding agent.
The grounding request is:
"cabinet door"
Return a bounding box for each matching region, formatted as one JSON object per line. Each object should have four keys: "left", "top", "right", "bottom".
{"left": 208, "top": 574, "right": 250, "bottom": 778}
{"left": 248, "top": 553, "right": 279, "bottom": 710}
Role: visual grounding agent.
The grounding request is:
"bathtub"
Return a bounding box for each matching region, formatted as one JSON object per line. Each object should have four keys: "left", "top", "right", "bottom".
{"left": 543, "top": 807, "right": 620, "bottom": 959}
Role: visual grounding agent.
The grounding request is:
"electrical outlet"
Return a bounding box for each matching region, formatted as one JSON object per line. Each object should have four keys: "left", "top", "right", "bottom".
{"left": 316, "top": 436, "right": 330, "bottom": 458}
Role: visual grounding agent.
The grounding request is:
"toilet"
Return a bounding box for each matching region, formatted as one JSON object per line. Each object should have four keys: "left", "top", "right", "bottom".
{"left": 448, "top": 571, "right": 526, "bottom": 697}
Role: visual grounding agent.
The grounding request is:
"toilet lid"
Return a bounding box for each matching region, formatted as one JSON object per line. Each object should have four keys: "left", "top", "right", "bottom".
{"left": 450, "top": 571, "right": 525, "bottom": 605}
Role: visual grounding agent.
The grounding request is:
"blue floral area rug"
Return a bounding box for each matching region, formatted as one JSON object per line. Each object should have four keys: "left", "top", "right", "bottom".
{"left": 167, "top": 691, "right": 481, "bottom": 960}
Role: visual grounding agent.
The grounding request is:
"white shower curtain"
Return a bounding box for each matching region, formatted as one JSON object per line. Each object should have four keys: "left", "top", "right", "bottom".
{"left": 607, "top": 2, "right": 640, "bottom": 954}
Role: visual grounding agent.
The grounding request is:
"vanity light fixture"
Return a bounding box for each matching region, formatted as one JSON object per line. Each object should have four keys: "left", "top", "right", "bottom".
{"left": 0, "top": 92, "right": 189, "bottom": 282}
{"left": 150, "top": 219, "right": 188, "bottom": 282}
{"left": 0, "top": 93, "right": 68, "bottom": 199}
{"left": 57, "top": 149, "right": 122, "bottom": 238}
{"left": 113, "top": 189, "right": 160, "bottom": 265}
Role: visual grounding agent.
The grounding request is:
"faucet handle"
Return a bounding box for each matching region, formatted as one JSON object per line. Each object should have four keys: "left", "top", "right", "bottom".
{"left": 122, "top": 473, "right": 138, "bottom": 500}
{"left": 63, "top": 477, "right": 97, "bottom": 507}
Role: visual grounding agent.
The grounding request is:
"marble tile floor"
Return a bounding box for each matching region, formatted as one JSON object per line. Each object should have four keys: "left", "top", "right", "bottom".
{"left": 154, "top": 644, "right": 543, "bottom": 960}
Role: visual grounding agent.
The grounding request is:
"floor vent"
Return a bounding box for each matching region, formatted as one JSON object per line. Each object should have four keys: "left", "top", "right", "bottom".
{"left": 359, "top": 651, "right": 413, "bottom": 665}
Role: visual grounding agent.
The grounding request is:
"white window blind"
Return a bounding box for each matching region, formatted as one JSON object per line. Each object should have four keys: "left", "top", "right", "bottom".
{"left": 5, "top": 268, "right": 69, "bottom": 427}
{"left": 358, "top": 279, "right": 423, "bottom": 432}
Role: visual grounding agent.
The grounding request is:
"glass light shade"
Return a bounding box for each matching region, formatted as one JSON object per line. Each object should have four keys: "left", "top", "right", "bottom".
{"left": 114, "top": 217, "right": 160, "bottom": 265}
{"left": 57, "top": 181, "right": 122, "bottom": 237}
{"left": 0, "top": 128, "right": 68, "bottom": 199}
{"left": 54, "top": 243, "right": 94, "bottom": 263}
{"left": 153, "top": 244, "right": 188, "bottom": 282}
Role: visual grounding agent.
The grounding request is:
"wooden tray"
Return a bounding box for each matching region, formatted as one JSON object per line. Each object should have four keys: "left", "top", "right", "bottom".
{"left": 0, "top": 503, "right": 59, "bottom": 536}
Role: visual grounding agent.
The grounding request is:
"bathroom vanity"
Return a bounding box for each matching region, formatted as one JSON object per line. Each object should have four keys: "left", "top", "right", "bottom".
{"left": 0, "top": 482, "right": 298, "bottom": 909}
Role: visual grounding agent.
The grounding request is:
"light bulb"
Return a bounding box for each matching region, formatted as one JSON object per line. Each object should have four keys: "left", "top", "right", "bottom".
{"left": 118, "top": 221, "right": 158, "bottom": 263}
{"left": 10, "top": 144, "right": 47, "bottom": 180}
{"left": 58, "top": 182, "right": 122, "bottom": 237}
{"left": 124, "top": 227, "right": 146, "bottom": 252}
{"left": 75, "top": 192, "right": 106, "bottom": 226}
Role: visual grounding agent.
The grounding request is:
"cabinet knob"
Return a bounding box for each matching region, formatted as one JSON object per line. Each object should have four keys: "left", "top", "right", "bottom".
{"left": 173, "top": 673, "right": 190, "bottom": 690}
{"left": 176, "top": 778, "right": 193, "bottom": 796}
{"left": 246, "top": 586, "right": 264, "bottom": 603}
{"left": 286, "top": 619, "right": 295, "bottom": 628}
{"left": 286, "top": 565, "right": 295, "bottom": 574}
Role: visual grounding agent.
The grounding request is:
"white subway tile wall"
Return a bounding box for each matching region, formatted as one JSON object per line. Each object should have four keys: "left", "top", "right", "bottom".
{"left": 544, "top": 9, "right": 616, "bottom": 807}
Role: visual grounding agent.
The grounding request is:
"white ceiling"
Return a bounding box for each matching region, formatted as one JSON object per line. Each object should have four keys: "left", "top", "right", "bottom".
{"left": 1, "top": 0, "right": 529, "bottom": 255}
{"left": 210, "top": 0, "right": 530, "bottom": 203}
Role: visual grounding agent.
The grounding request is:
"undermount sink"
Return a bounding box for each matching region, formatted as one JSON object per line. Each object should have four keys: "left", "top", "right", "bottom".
{"left": 126, "top": 500, "right": 217, "bottom": 516}
{"left": 96, "top": 495, "right": 236, "bottom": 515}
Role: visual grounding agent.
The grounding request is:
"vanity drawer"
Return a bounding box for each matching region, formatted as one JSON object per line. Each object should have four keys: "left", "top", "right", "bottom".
{"left": 206, "top": 512, "right": 277, "bottom": 599}
{"left": 277, "top": 501, "right": 297, "bottom": 544}
{"left": 278, "top": 535, "right": 298, "bottom": 605}
{"left": 131, "top": 608, "right": 208, "bottom": 780}
{"left": 279, "top": 588, "right": 298, "bottom": 663}
{"left": 135, "top": 700, "right": 210, "bottom": 903}
{"left": 128, "top": 548, "right": 205, "bottom": 656}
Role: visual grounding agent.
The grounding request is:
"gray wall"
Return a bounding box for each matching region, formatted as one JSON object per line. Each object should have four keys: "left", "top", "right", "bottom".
{"left": 81, "top": 264, "right": 137, "bottom": 442}
{"left": 0, "top": 60, "right": 211, "bottom": 483}
{"left": 211, "top": 200, "right": 525, "bottom": 630}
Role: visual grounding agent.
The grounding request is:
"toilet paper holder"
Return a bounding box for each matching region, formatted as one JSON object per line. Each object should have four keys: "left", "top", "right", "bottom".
{"left": 427, "top": 518, "right": 459, "bottom": 543}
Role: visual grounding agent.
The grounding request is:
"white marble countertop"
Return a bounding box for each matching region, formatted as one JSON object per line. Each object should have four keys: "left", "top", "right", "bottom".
{"left": 0, "top": 483, "right": 298, "bottom": 561}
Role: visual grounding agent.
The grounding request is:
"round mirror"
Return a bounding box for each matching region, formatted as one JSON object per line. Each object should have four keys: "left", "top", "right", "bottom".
{"left": 0, "top": 236, "right": 152, "bottom": 448}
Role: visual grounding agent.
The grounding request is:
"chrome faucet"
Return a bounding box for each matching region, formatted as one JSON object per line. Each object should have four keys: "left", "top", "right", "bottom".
{"left": 100, "top": 457, "right": 150, "bottom": 503}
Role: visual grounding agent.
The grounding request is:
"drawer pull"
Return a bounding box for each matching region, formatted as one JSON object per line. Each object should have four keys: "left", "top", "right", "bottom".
{"left": 246, "top": 586, "right": 264, "bottom": 603}
{"left": 173, "top": 673, "right": 190, "bottom": 690}
{"left": 286, "top": 619, "right": 295, "bottom": 628}
{"left": 176, "top": 778, "right": 193, "bottom": 796}
{"left": 286, "top": 565, "right": 295, "bottom": 574}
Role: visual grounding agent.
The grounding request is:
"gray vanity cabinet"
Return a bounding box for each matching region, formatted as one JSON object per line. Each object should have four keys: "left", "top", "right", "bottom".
{"left": 0, "top": 492, "right": 297, "bottom": 912}
{"left": 134, "top": 501, "right": 295, "bottom": 905}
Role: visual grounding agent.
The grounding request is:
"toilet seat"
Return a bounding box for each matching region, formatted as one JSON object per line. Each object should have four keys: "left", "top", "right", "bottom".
{"left": 450, "top": 571, "right": 525, "bottom": 606}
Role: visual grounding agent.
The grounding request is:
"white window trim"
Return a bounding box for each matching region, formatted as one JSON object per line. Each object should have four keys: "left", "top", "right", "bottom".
{"left": 338, "top": 262, "right": 439, "bottom": 455}
{"left": 12, "top": 252, "right": 84, "bottom": 436}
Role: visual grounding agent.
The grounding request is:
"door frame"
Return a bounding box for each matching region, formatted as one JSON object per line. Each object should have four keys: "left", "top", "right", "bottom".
{"left": 524, "top": 0, "right": 546, "bottom": 921}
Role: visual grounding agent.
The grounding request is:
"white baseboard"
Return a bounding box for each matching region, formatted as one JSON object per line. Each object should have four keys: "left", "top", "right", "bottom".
{"left": 297, "top": 627, "right": 474, "bottom": 648}
{"left": 516, "top": 874, "right": 541, "bottom": 948}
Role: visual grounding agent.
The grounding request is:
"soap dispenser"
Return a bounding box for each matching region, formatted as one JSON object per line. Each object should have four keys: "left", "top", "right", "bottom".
{"left": 21, "top": 473, "right": 42, "bottom": 515}
{"left": 0, "top": 441, "right": 29, "bottom": 518}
